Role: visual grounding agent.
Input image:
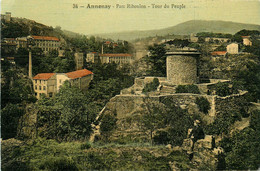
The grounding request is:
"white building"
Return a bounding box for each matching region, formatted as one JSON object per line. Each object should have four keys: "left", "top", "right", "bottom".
{"left": 226, "top": 43, "right": 239, "bottom": 54}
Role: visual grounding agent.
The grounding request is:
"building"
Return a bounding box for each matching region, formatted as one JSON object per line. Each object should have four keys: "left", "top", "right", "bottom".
{"left": 33, "top": 73, "right": 56, "bottom": 99}
{"left": 86, "top": 53, "right": 133, "bottom": 65}
{"left": 211, "top": 51, "right": 227, "bottom": 57}
{"left": 226, "top": 43, "right": 239, "bottom": 54}
{"left": 33, "top": 69, "right": 94, "bottom": 99}
{"left": 86, "top": 52, "right": 99, "bottom": 63}
{"left": 31, "top": 36, "right": 60, "bottom": 53}
{"left": 74, "top": 52, "right": 84, "bottom": 70}
{"left": 100, "top": 53, "right": 133, "bottom": 64}
{"left": 16, "top": 37, "right": 28, "bottom": 49}
{"left": 166, "top": 50, "right": 201, "bottom": 85}
{"left": 205, "top": 37, "right": 230, "bottom": 43}
{"left": 242, "top": 36, "right": 252, "bottom": 46}
{"left": 1, "top": 12, "right": 11, "bottom": 22}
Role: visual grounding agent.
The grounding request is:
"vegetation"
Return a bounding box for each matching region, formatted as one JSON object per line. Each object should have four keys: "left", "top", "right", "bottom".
{"left": 175, "top": 85, "right": 200, "bottom": 94}
{"left": 197, "top": 32, "right": 232, "bottom": 38}
{"left": 215, "top": 82, "right": 232, "bottom": 97}
{"left": 100, "top": 113, "right": 118, "bottom": 141}
{"left": 220, "top": 110, "right": 260, "bottom": 170}
{"left": 1, "top": 138, "right": 192, "bottom": 170}
{"left": 195, "top": 97, "right": 211, "bottom": 114}
{"left": 145, "top": 44, "right": 166, "bottom": 76}
{"left": 142, "top": 78, "right": 160, "bottom": 94}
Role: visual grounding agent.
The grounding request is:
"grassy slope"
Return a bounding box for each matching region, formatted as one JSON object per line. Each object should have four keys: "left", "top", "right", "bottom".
{"left": 1, "top": 138, "right": 192, "bottom": 170}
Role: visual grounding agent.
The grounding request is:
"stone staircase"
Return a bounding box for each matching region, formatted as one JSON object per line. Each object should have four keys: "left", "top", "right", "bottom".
{"left": 159, "top": 86, "right": 176, "bottom": 94}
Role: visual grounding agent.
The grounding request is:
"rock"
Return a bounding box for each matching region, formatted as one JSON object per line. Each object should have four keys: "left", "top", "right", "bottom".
{"left": 182, "top": 138, "right": 193, "bottom": 152}
{"left": 193, "top": 135, "right": 215, "bottom": 152}
{"left": 166, "top": 144, "right": 172, "bottom": 150}
{"left": 169, "top": 161, "right": 181, "bottom": 171}
{"left": 172, "top": 146, "right": 182, "bottom": 152}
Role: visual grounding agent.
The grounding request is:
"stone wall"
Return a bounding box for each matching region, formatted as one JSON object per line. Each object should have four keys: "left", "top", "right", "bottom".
{"left": 167, "top": 55, "right": 197, "bottom": 84}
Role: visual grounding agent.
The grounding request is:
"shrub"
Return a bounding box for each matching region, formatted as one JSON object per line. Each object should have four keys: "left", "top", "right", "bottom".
{"left": 215, "top": 82, "right": 232, "bottom": 97}
{"left": 142, "top": 78, "right": 160, "bottom": 93}
{"left": 175, "top": 85, "right": 200, "bottom": 94}
{"left": 195, "top": 97, "right": 211, "bottom": 114}
{"left": 80, "top": 141, "right": 92, "bottom": 150}
{"left": 40, "top": 157, "right": 78, "bottom": 171}
{"left": 153, "top": 131, "right": 170, "bottom": 145}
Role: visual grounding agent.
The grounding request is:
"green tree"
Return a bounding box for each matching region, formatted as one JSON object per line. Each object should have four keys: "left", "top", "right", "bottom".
{"left": 1, "top": 104, "right": 25, "bottom": 139}
{"left": 139, "top": 98, "right": 167, "bottom": 145}
{"left": 145, "top": 44, "right": 166, "bottom": 76}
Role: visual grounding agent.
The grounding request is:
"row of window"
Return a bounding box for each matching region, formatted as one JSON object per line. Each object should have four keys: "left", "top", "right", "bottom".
{"left": 35, "top": 80, "right": 46, "bottom": 84}
{"left": 36, "top": 42, "right": 59, "bottom": 47}
{"left": 35, "top": 85, "right": 46, "bottom": 90}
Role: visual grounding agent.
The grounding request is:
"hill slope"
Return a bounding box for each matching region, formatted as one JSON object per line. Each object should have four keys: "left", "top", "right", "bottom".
{"left": 95, "top": 20, "right": 260, "bottom": 41}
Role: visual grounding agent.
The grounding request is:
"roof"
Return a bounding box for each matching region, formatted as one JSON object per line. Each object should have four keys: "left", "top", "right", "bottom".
{"left": 242, "top": 36, "right": 250, "bottom": 38}
{"left": 211, "top": 51, "right": 227, "bottom": 56}
{"left": 32, "top": 36, "right": 60, "bottom": 41}
{"left": 33, "top": 73, "right": 55, "bottom": 80}
{"left": 65, "top": 69, "right": 93, "bottom": 79}
{"left": 100, "top": 53, "right": 132, "bottom": 57}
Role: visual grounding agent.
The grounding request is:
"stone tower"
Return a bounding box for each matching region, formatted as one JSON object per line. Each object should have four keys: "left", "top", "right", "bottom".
{"left": 75, "top": 52, "right": 84, "bottom": 70}
{"left": 166, "top": 50, "right": 200, "bottom": 85}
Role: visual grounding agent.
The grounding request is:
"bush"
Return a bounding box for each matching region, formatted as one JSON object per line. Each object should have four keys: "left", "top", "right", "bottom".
{"left": 40, "top": 157, "right": 78, "bottom": 171}
{"left": 80, "top": 142, "right": 92, "bottom": 150}
{"left": 195, "top": 97, "right": 211, "bottom": 114}
{"left": 175, "top": 85, "right": 200, "bottom": 94}
{"left": 215, "top": 82, "right": 232, "bottom": 97}
{"left": 153, "top": 131, "right": 170, "bottom": 145}
{"left": 142, "top": 78, "right": 160, "bottom": 93}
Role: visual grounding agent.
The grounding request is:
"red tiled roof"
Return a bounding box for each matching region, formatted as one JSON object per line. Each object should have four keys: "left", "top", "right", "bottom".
{"left": 33, "top": 73, "right": 55, "bottom": 80}
{"left": 211, "top": 51, "right": 227, "bottom": 56}
{"left": 105, "top": 41, "right": 111, "bottom": 44}
{"left": 66, "top": 69, "right": 93, "bottom": 79}
{"left": 100, "top": 53, "right": 132, "bottom": 57}
{"left": 242, "top": 36, "right": 250, "bottom": 38}
{"left": 32, "top": 36, "right": 59, "bottom": 41}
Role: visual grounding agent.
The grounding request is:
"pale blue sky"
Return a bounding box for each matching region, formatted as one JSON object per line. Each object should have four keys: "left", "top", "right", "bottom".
{"left": 1, "top": 0, "right": 260, "bottom": 35}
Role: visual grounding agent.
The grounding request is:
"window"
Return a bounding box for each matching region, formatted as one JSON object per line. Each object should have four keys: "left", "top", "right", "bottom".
{"left": 40, "top": 80, "right": 41, "bottom": 84}
{"left": 35, "top": 85, "right": 37, "bottom": 90}
{"left": 39, "top": 86, "right": 41, "bottom": 90}
{"left": 49, "top": 93, "right": 53, "bottom": 97}
{"left": 59, "top": 79, "right": 62, "bottom": 83}
{"left": 43, "top": 86, "right": 46, "bottom": 90}
{"left": 35, "top": 93, "right": 37, "bottom": 96}
{"left": 35, "top": 80, "right": 37, "bottom": 83}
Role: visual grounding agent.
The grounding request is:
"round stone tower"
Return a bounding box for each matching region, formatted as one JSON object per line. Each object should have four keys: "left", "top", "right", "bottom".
{"left": 166, "top": 51, "right": 200, "bottom": 85}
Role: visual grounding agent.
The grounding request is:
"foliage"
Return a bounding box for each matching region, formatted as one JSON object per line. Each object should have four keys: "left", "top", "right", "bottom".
{"left": 37, "top": 83, "right": 95, "bottom": 141}
{"left": 100, "top": 113, "right": 118, "bottom": 141}
{"left": 197, "top": 32, "right": 233, "bottom": 38}
{"left": 145, "top": 44, "right": 166, "bottom": 76}
{"left": 175, "top": 84, "right": 200, "bottom": 94}
{"left": 2, "top": 138, "right": 192, "bottom": 170}
{"left": 80, "top": 142, "right": 92, "bottom": 150}
{"left": 139, "top": 98, "right": 167, "bottom": 145}
{"left": 142, "top": 78, "right": 160, "bottom": 94}
{"left": 203, "top": 97, "right": 248, "bottom": 135}
{"left": 40, "top": 157, "right": 78, "bottom": 171}
{"left": 166, "top": 39, "right": 190, "bottom": 48}
{"left": 220, "top": 127, "right": 260, "bottom": 170}
{"left": 215, "top": 82, "right": 232, "bottom": 97}
{"left": 1, "top": 104, "right": 25, "bottom": 139}
{"left": 195, "top": 97, "right": 211, "bottom": 114}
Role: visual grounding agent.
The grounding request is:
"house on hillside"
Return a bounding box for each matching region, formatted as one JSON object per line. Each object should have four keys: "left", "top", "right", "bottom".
{"left": 242, "top": 36, "right": 252, "bottom": 46}
{"left": 33, "top": 73, "right": 56, "bottom": 99}
{"left": 226, "top": 43, "right": 239, "bottom": 54}
{"left": 33, "top": 69, "right": 93, "bottom": 99}
{"left": 86, "top": 53, "right": 133, "bottom": 65}
{"left": 211, "top": 51, "right": 227, "bottom": 57}
{"left": 31, "top": 35, "right": 60, "bottom": 53}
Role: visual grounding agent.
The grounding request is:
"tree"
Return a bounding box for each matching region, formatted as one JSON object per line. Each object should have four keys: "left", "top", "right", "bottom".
{"left": 145, "top": 44, "right": 166, "bottom": 76}
{"left": 1, "top": 104, "right": 25, "bottom": 139}
{"left": 139, "top": 97, "right": 166, "bottom": 145}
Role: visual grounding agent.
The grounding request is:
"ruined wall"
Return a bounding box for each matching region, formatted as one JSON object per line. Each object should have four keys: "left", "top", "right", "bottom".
{"left": 167, "top": 55, "right": 197, "bottom": 84}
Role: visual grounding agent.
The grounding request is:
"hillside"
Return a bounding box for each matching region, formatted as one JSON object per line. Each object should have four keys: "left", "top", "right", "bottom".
{"left": 95, "top": 20, "right": 260, "bottom": 41}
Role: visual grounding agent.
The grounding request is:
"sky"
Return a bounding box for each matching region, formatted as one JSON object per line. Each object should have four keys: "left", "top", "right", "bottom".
{"left": 1, "top": 0, "right": 260, "bottom": 35}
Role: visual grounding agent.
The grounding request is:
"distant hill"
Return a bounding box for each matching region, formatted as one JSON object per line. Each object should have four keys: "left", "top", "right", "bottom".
{"left": 94, "top": 20, "right": 260, "bottom": 41}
